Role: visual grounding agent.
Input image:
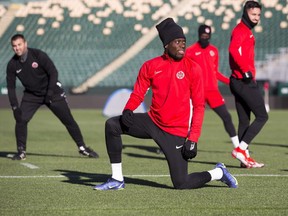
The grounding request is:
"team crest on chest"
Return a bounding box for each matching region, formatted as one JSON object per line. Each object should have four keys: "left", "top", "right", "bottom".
{"left": 176, "top": 71, "right": 185, "bottom": 79}
{"left": 32, "top": 62, "right": 38, "bottom": 68}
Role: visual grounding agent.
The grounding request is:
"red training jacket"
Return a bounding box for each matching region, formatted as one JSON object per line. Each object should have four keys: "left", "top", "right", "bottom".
{"left": 186, "top": 42, "right": 229, "bottom": 91}
{"left": 229, "top": 20, "right": 256, "bottom": 79}
{"left": 124, "top": 53, "right": 205, "bottom": 142}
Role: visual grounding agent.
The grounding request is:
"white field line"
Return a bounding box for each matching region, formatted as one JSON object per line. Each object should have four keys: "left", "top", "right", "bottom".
{"left": 20, "top": 163, "right": 39, "bottom": 169}
{"left": 128, "top": 174, "right": 288, "bottom": 177}
{"left": 0, "top": 174, "right": 288, "bottom": 179}
{"left": 0, "top": 175, "right": 65, "bottom": 178}
{"left": 234, "top": 174, "right": 288, "bottom": 177}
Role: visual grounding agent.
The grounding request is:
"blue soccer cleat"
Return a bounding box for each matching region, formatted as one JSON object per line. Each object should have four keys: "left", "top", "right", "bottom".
{"left": 215, "top": 163, "right": 238, "bottom": 188}
{"left": 93, "top": 178, "right": 125, "bottom": 191}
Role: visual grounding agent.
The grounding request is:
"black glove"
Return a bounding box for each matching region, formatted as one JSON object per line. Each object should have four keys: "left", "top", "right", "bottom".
{"left": 121, "top": 109, "right": 134, "bottom": 128}
{"left": 44, "top": 89, "right": 53, "bottom": 104}
{"left": 12, "top": 106, "right": 22, "bottom": 122}
{"left": 242, "top": 71, "right": 253, "bottom": 83}
{"left": 182, "top": 140, "right": 197, "bottom": 160}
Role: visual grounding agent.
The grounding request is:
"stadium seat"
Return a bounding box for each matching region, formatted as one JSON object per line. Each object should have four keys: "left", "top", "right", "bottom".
{"left": 0, "top": 0, "right": 287, "bottom": 90}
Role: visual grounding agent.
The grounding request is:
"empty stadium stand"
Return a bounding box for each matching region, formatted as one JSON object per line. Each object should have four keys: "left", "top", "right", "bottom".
{"left": 0, "top": 0, "right": 287, "bottom": 95}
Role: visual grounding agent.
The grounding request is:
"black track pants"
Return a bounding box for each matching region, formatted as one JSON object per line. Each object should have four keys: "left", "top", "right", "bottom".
{"left": 105, "top": 113, "right": 211, "bottom": 189}
{"left": 213, "top": 104, "right": 237, "bottom": 137}
{"left": 16, "top": 98, "right": 85, "bottom": 152}
{"left": 230, "top": 77, "right": 268, "bottom": 144}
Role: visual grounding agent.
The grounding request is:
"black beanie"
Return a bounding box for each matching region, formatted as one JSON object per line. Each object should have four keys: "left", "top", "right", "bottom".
{"left": 198, "top": 24, "right": 211, "bottom": 38}
{"left": 156, "top": 18, "right": 185, "bottom": 47}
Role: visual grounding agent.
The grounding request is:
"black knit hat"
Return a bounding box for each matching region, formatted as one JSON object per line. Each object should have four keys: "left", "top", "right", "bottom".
{"left": 156, "top": 18, "right": 185, "bottom": 46}
{"left": 198, "top": 24, "right": 211, "bottom": 37}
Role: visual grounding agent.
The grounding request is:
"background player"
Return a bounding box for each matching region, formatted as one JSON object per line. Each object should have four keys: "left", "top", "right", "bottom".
{"left": 6, "top": 34, "right": 99, "bottom": 160}
{"left": 186, "top": 24, "right": 239, "bottom": 149}
{"left": 229, "top": 1, "right": 268, "bottom": 168}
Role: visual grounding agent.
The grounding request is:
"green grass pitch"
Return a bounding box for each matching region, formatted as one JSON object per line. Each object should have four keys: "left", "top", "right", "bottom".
{"left": 0, "top": 108, "right": 287, "bottom": 216}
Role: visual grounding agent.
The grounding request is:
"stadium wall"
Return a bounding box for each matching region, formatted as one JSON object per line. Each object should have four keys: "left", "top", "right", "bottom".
{"left": 0, "top": 93, "right": 287, "bottom": 109}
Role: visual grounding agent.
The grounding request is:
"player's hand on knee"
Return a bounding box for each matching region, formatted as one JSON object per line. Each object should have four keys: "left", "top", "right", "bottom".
{"left": 12, "top": 106, "right": 22, "bottom": 122}
{"left": 182, "top": 139, "right": 197, "bottom": 160}
{"left": 121, "top": 109, "right": 134, "bottom": 128}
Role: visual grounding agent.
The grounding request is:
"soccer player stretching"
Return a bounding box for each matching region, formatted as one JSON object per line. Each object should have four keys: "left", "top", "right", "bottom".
{"left": 94, "top": 18, "right": 238, "bottom": 190}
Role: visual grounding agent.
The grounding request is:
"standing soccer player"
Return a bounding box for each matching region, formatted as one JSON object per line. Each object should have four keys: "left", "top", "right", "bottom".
{"left": 186, "top": 24, "right": 239, "bottom": 149}
{"left": 229, "top": 1, "right": 268, "bottom": 168}
{"left": 6, "top": 34, "right": 99, "bottom": 160}
{"left": 93, "top": 18, "right": 238, "bottom": 190}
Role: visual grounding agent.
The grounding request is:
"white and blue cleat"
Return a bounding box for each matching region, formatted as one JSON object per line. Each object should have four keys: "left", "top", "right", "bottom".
{"left": 93, "top": 178, "right": 125, "bottom": 191}
{"left": 215, "top": 163, "right": 238, "bottom": 188}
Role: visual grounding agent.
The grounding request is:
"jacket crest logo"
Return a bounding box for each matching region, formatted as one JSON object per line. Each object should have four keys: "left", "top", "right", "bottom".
{"left": 176, "top": 71, "right": 185, "bottom": 79}
{"left": 32, "top": 62, "right": 38, "bottom": 68}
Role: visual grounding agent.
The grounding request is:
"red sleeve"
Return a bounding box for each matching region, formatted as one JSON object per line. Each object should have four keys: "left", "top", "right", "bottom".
{"left": 124, "top": 62, "right": 150, "bottom": 111}
{"left": 214, "top": 48, "right": 230, "bottom": 85}
{"left": 229, "top": 25, "right": 250, "bottom": 73}
{"left": 188, "top": 62, "right": 205, "bottom": 142}
{"left": 216, "top": 71, "right": 230, "bottom": 85}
